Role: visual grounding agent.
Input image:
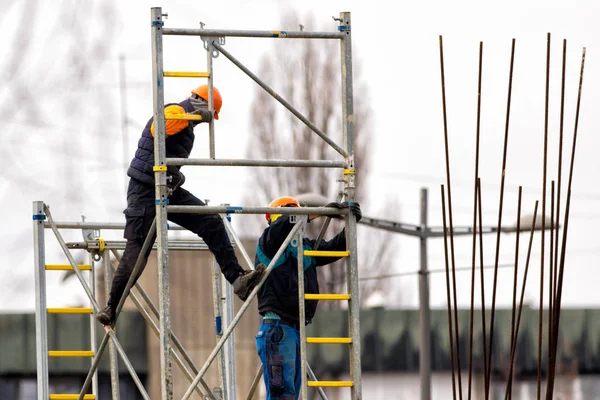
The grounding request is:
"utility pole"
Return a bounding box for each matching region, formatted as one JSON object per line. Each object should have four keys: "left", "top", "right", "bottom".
{"left": 119, "top": 53, "right": 129, "bottom": 196}
{"left": 419, "top": 188, "right": 432, "bottom": 400}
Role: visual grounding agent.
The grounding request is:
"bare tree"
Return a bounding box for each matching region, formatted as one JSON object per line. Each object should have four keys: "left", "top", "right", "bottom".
{"left": 0, "top": 0, "right": 119, "bottom": 306}
{"left": 244, "top": 11, "right": 398, "bottom": 307}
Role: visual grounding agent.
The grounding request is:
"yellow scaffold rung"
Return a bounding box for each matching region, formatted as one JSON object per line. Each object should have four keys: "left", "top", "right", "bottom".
{"left": 308, "top": 381, "right": 353, "bottom": 388}
{"left": 45, "top": 264, "right": 91, "bottom": 271}
{"left": 303, "top": 250, "right": 349, "bottom": 257}
{"left": 163, "top": 71, "right": 210, "bottom": 78}
{"left": 306, "top": 337, "right": 352, "bottom": 344}
{"left": 48, "top": 351, "right": 94, "bottom": 357}
{"left": 305, "top": 294, "right": 350, "bottom": 301}
{"left": 50, "top": 395, "right": 96, "bottom": 400}
{"left": 165, "top": 114, "right": 203, "bottom": 121}
{"left": 47, "top": 308, "right": 93, "bottom": 314}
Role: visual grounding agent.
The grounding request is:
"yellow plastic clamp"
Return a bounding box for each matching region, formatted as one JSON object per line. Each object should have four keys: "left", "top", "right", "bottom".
{"left": 98, "top": 238, "right": 105, "bottom": 252}
{"left": 153, "top": 166, "right": 167, "bottom": 172}
{"left": 343, "top": 169, "right": 355, "bottom": 175}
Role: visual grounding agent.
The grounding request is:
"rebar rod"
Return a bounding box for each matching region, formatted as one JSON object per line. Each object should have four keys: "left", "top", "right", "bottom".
{"left": 468, "top": 41, "right": 484, "bottom": 400}
{"left": 439, "top": 35, "right": 463, "bottom": 399}
{"left": 477, "top": 179, "right": 489, "bottom": 399}
{"left": 486, "top": 38, "right": 516, "bottom": 397}
{"left": 546, "top": 46, "right": 586, "bottom": 400}
{"left": 505, "top": 201, "right": 539, "bottom": 399}
{"left": 441, "top": 185, "right": 458, "bottom": 400}
{"left": 554, "top": 39, "right": 567, "bottom": 303}
{"left": 537, "top": 32, "right": 551, "bottom": 400}
{"left": 506, "top": 187, "right": 522, "bottom": 400}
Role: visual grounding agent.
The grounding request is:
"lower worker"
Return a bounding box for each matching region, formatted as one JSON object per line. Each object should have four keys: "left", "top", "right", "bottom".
{"left": 96, "top": 85, "right": 266, "bottom": 327}
{"left": 254, "top": 196, "right": 362, "bottom": 399}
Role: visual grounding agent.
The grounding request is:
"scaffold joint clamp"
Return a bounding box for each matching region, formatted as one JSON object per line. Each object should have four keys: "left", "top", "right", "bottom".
{"left": 155, "top": 198, "right": 170, "bottom": 205}
{"left": 33, "top": 214, "right": 46, "bottom": 220}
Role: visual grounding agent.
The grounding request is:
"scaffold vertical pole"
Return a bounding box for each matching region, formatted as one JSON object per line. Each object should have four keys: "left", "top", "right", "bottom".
{"left": 223, "top": 266, "right": 237, "bottom": 400}
{"left": 89, "top": 252, "right": 99, "bottom": 396}
{"left": 339, "top": 11, "right": 363, "bottom": 399}
{"left": 296, "top": 219, "right": 308, "bottom": 400}
{"left": 151, "top": 7, "right": 173, "bottom": 399}
{"left": 33, "top": 201, "right": 49, "bottom": 400}
{"left": 211, "top": 255, "right": 226, "bottom": 398}
{"left": 206, "top": 40, "right": 216, "bottom": 159}
{"left": 103, "top": 249, "right": 121, "bottom": 399}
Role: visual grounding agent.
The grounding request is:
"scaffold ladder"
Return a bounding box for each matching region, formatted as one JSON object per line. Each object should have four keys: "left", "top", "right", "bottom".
{"left": 33, "top": 202, "right": 98, "bottom": 399}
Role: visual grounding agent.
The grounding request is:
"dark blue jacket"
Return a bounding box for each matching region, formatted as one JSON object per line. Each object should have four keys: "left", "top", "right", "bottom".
{"left": 255, "top": 215, "right": 347, "bottom": 325}
{"left": 127, "top": 99, "right": 197, "bottom": 187}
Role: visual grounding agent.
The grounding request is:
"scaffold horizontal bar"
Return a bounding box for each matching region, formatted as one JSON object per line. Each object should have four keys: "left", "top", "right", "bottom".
{"left": 48, "top": 350, "right": 94, "bottom": 357}
{"left": 305, "top": 294, "right": 350, "bottom": 300}
{"left": 45, "top": 264, "right": 91, "bottom": 271}
{"left": 163, "top": 28, "right": 344, "bottom": 39}
{"left": 163, "top": 71, "right": 210, "bottom": 78}
{"left": 44, "top": 221, "right": 187, "bottom": 230}
{"left": 166, "top": 157, "right": 347, "bottom": 168}
{"left": 166, "top": 114, "right": 203, "bottom": 121}
{"left": 50, "top": 395, "right": 96, "bottom": 400}
{"left": 308, "top": 381, "right": 353, "bottom": 387}
{"left": 47, "top": 308, "right": 93, "bottom": 314}
{"left": 306, "top": 337, "right": 352, "bottom": 344}
{"left": 67, "top": 240, "right": 211, "bottom": 251}
{"left": 167, "top": 205, "right": 349, "bottom": 216}
{"left": 303, "top": 250, "right": 349, "bottom": 257}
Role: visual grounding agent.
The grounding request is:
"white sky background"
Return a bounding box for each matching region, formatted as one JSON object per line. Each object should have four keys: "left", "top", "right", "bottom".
{"left": 1, "top": 0, "right": 600, "bottom": 311}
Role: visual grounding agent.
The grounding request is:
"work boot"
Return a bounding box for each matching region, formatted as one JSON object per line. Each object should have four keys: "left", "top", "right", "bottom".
{"left": 96, "top": 305, "right": 115, "bottom": 327}
{"left": 232, "top": 264, "right": 267, "bottom": 301}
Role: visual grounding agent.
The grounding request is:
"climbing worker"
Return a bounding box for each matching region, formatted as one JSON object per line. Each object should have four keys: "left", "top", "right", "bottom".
{"left": 96, "top": 85, "right": 266, "bottom": 327}
{"left": 254, "top": 196, "right": 362, "bottom": 399}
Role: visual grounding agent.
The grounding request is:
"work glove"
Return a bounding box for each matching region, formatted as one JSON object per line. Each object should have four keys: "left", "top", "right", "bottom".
{"left": 324, "top": 202, "right": 362, "bottom": 222}
{"left": 348, "top": 202, "right": 362, "bottom": 222}
{"left": 195, "top": 109, "right": 213, "bottom": 123}
{"left": 167, "top": 168, "right": 186, "bottom": 192}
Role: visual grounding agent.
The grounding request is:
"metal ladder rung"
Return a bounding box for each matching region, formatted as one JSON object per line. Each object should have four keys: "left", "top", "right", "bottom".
{"left": 50, "top": 395, "right": 96, "bottom": 399}
{"left": 165, "top": 114, "right": 203, "bottom": 121}
{"left": 306, "top": 337, "right": 352, "bottom": 344}
{"left": 163, "top": 71, "right": 210, "bottom": 78}
{"left": 48, "top": 350, "right": 94, "bottom": 357}
{"left": 303, "top": 250, "right": 349, "bottom": 257}
{"left": 45, "top": 264, "right": 91, "bottom": 271}
{"left": 305, "top": 293, "right": 350, "bottom": 300}
{"left": 47, "top": 308, "right": 92, "bottom": 314}
{"left": 308, "top": 381, "right": 353, "bottom": 387}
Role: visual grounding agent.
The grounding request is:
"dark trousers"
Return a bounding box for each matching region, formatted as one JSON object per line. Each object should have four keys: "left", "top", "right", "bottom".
{"left": 107, "top": 179, "right": 243, "bottom": 310}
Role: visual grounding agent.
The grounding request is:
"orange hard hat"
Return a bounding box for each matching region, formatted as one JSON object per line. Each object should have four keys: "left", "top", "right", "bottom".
{"left": 266, "top": 196, "right": 300, "bottom": 223}
{"left": 191, "top": 85, "right": 222, "bottom": 119}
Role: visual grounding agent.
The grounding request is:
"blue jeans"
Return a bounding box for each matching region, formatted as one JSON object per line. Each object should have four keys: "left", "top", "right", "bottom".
{"left": 255, "top": 322, "right": 301, "bottom": 399}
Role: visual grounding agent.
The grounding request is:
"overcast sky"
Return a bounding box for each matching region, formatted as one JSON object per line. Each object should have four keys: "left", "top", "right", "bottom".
{"left": 2, "top": 0, "right": 600, "bottom": 312}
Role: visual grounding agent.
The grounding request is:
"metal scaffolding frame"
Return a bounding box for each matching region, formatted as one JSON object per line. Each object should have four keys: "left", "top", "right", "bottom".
{"left": 34, "top": 7, "right": 361, "bottom": 400}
